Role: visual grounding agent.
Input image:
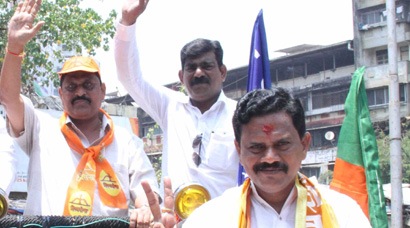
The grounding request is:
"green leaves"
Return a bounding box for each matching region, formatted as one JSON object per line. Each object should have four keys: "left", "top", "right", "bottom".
{"left": 0, "top": 0, "right": 117, "bottom": 95}
{"left": 376, "top": 122, "right": 410, "bottom": 184}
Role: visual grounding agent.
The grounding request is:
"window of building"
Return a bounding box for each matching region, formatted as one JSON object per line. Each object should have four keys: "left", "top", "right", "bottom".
{"left": 300, "top": 167, "right": 320, "bottom": 179}
{"left": 359, "top": 5, "right": 407, "bottom": 29}
{"left": 306, "top": 60, "right": 323, "bottom": 75}
{"left": 293, "top": 63, "right": 306, "bottom": 78}
{"left": 323, "top": 55, "right": 336, "bottom": 71}
{"left": 396, "top": 5, "right": 405, "bottom": 21}
{"left": 367, "top": 87, "right": 387, "bottom": 106}
{"left": 271, "top": 49, "right": 354, "bottom": 84}
{"left": 295, "top": 93, "right": 309, "bottom": 112}
{"left": 275, "top": 65, "right": 292, "bottom": 81}
{"left": 361, "top": 9, "right": 385, "bottom": 25}
{"left": 312, "top": 87, "right": 349, "bottom": 110}
{"left": 309, "top": 126, "right": 340, "bottom": 149}
{"left": 376, "top": 49, "right": 388, "bottom": 65}
{"left": 400, "top": 84, "right": 407, "bottom": 101}
{"left": 400, "top": 46, "right": 409, "bottom": 61}
{"left": 367, "top": 87, "right": 379, "bottom": 106}
{"left": 367, "top": 84, "right": 406, "bottom": 106}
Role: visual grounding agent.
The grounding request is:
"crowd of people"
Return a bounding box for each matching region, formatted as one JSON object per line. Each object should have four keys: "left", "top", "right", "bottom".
{"left": 0, "top": 0, "right": 371, "bottom": 227}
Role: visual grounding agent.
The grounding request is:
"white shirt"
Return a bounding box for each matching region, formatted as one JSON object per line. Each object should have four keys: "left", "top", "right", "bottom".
{"left": 10, "top": 96, "right": 158, "bottom": 216}
{"left": 183, "top": 181, "right": 372, "bottom": 228}
{"left": 0, "top": 116, "right": 17, "bottom": 195}
{"left": 114, "top": 22, "right": 239, "bottom": 199}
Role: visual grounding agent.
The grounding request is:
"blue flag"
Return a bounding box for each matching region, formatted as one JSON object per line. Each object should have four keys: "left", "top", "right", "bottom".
{"left": 246, "top": 9, "right": 271, "bottom": 91}
{"left": 238, "top": 9, "right": 271, "bottom": 185}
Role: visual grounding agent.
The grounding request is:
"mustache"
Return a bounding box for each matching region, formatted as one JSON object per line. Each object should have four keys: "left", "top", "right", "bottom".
{"left": 71, "top": 95, "right": 91, "bottom": 105}
{"left": 190, "top": 76, "right": 210, "bottom": 86}
{"left": 253, "top": 162, "right": 288, "bottom": 174}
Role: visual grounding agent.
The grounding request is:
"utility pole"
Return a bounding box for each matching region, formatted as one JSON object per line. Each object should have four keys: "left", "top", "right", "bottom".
{"left": 386, "top": 0, "right": 403, "bottom": 227}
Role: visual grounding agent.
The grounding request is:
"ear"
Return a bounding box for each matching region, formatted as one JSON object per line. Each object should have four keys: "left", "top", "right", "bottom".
{"left": 234, "top": 139, "right": 241, "bottom": 156}
{"left": 58, "top": 87, "right": 62, "bottom": 97}
{"left": 101, "top": 82, "right": 107, "bottom": 100}
{"left": 301, "top": 132, "right": 311, "bottom": 160}
{"left": 178, "top": 70, "right": 184, "bottom": 84}
{"left": 101, "top": 82, "right": 107, "bottom": 95}
{"left": 220, "top": 65, "right": 227, "bottom": 82}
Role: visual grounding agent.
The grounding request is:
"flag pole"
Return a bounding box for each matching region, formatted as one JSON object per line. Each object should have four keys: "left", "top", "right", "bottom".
{"left": 238, "top": 9, "right": 271, "bottom": 185}
{"left": 386, "top": 0, "right": 403, "bottom": 226}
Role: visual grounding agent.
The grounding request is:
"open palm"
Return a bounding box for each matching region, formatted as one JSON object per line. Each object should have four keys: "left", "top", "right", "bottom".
{"left": 121, "top": 0, "right": 150, "bottom": 26}
{"left": 7, "top": 0, "right": 44, "bottom": 52}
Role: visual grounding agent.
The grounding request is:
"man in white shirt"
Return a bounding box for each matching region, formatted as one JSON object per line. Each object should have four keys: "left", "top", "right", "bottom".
{"left": 115, "top": 0, "right": 239, "bottom": 199}
{"left": 139, "top": 88, "right": 372, "bottom": 228}
{"left": 182, "top": 88, "right": 371, "bottom": 227}
{"left": 0, "top": 1, "right": 158, "bottom": 226}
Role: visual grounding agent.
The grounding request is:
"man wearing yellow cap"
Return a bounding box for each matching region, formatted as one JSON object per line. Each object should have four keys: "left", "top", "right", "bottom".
{"left": 0, "top": 0, "right": 159, "bottom": 224}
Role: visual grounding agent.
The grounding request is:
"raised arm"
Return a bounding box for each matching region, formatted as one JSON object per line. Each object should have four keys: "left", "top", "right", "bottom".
{"left": 115, "top": 0, "right": 175, "bottom": 127}
{"left": 0, "top": 0, "right": 44, "bottom": 135}
{"left": 120, "top": 0, "right": 149, "bottom": 26}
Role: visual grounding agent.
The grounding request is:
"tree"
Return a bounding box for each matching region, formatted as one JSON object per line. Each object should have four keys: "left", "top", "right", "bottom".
{"left": 376, "top": 120, "right": 410, "bottom": 184}
{"left": 0, "top": 0, "right": 117, "bottom": 96}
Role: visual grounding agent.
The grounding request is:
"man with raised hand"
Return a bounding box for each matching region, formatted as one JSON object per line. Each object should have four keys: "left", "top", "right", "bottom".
{"left": 115, "top": 0, "right": 239, "bottom": 202}
{"left": 0, "top": 1, "right": 159, "bottom": 226}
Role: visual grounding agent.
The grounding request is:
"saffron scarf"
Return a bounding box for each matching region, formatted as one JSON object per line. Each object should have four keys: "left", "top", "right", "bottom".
{"left": 238, "top": 173, "right": 339, "bottom": 228}
{"left": 60, "top": 109, "right": 127, "bottom": 216}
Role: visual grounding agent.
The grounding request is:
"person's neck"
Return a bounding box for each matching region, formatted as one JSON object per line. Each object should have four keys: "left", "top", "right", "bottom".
{"left": 255, "top": 182, "right": 295, "bottom": 214}
{"left": 191, "top": 92, "right": 221, "bottom": 114}
{"left": 70, "top": 113, "right": 103, "bottom": 143}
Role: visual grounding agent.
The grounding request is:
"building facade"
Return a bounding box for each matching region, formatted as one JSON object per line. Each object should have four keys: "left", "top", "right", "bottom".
{"left": 224, "top": 41, "right": 356, "bottom": 181}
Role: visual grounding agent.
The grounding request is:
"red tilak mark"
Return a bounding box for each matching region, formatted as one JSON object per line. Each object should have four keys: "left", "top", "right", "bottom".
{"left": 262, "top": 125, "right": 274, "bottom": 134}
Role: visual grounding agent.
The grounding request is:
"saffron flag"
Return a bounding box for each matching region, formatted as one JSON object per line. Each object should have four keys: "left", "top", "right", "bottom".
{"left": 238, "top": 9, "right": 271, "bottom": 185}
{"left": 330, "top": 67, "right": 388, "bottom": 227}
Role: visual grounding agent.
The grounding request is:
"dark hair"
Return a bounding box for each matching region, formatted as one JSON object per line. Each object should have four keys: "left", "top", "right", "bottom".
{"left": 232, "top": 88, "right": 306, "bottom": 144}
{"left": 180, "top": 38, "right": 224, "bottom": 69}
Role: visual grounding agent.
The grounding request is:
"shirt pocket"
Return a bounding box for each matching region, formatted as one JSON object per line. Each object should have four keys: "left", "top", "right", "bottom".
{"left": 204, "top": 131, "right": 236, "bottom": 171}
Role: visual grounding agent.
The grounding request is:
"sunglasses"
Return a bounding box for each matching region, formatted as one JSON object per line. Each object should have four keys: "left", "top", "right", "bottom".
{"left": 192, "top": 134, "right": 202, "bottom": 166}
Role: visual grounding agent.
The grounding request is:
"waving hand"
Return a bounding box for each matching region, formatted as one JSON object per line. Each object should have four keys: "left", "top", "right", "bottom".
{"left": 7, "top": 0, "right": 44, "bottom": 54}
{"left": 121, "top": 0, "right": 150, "bottom": 26}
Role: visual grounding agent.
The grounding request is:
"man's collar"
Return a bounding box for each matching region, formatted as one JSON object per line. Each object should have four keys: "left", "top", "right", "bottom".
{"left": 249, "top": 180, "right": 297, "bottom": 212}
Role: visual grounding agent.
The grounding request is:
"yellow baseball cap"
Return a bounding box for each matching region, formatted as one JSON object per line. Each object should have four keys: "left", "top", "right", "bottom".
{"left": 58, "top": 56, "right": 101, "bottom": 78}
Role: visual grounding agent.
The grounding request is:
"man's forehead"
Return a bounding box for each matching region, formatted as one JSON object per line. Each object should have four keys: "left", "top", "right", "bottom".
{"left": 62, "top": 72, "right": 99, "bottom": 82}
{"left": 65, "top": 71, "right": 98, "bottom": 78}
{"left": 262, "top": 124, "right": 275, "bottom": 134}
{"left": 186, "top": 52, "right": 216, "bottom": 63}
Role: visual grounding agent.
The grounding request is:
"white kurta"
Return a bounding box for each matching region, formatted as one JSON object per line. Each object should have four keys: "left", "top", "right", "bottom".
{"left": 10, "top": 96, "right": 158, "bottom": 216}
{"left": 183, "top": 181, "right": 372, "bottom": 228}
{"left": 114, "top": 22, "right": 239, "bottom": 199}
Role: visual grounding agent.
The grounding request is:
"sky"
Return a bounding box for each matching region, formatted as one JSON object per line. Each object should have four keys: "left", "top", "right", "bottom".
{"left": 81, "top": 0, "right": 354, "bottom": 94}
